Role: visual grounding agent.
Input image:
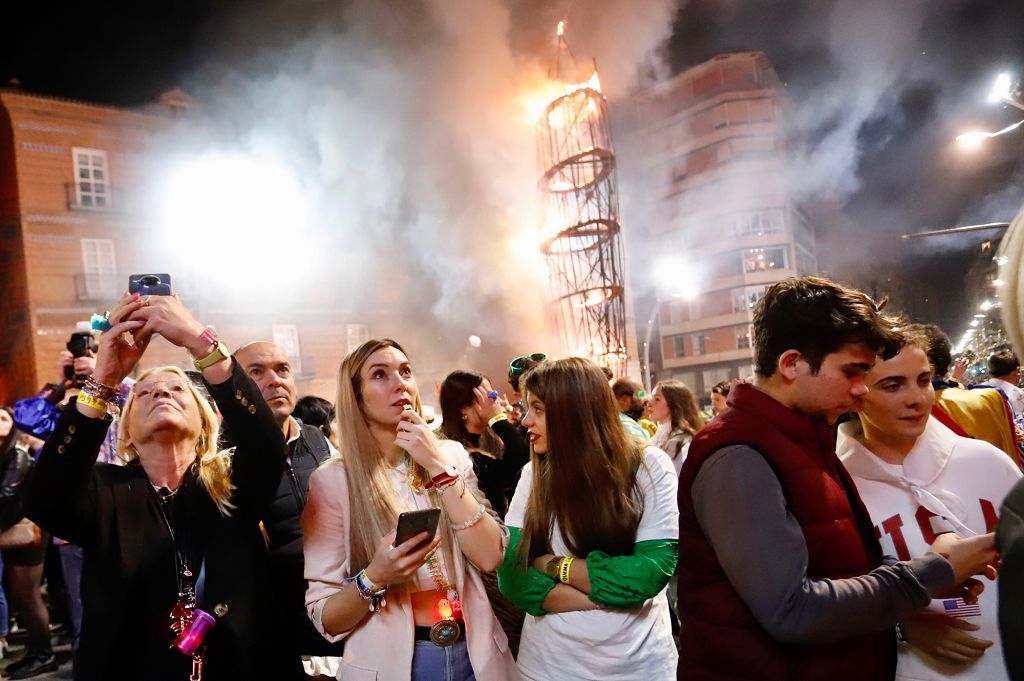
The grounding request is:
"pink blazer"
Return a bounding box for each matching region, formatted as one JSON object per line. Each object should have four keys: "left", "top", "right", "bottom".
{"left": 303, "top": 443, "right": 520, "bottom": 681}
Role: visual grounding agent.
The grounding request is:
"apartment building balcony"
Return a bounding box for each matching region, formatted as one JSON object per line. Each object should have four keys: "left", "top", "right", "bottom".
{"left": 663, "top": 348, "right": 754, "bottom": 370}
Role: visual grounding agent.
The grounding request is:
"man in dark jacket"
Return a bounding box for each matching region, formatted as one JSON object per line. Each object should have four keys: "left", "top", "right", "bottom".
{"left": 677, "top": 276, "right": 1000, "bottom": 681}
{"left": 235, "top": 342, "right": 343, "bottom": 675}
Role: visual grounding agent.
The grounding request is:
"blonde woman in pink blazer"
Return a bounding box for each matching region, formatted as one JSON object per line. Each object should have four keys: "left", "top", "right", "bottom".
{"left": 303, "top": 339, "right": 519, "bottom": 680}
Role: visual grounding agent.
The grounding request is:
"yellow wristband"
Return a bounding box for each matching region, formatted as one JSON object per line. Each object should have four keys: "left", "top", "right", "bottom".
{"left": 487, "top": 412, "right": 509, "bottom": 427}
{"left": 76, "top": 393, "right": 109, "bottom": 414}
{"left": 559, "top": 556, "right": 574, "bottom": 584}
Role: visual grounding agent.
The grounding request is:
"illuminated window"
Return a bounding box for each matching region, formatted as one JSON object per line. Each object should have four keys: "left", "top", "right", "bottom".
{"left": 743, "top": 246, "right": 788, "bottom": 273}
{"left": 72, "top": 147, "right": 109, "bottom": 209}
{"left": 736, "top": 325, "right": 754, "bottom": 350}
{"left": 732, "top": 286, "right": 766, "bottom": 312}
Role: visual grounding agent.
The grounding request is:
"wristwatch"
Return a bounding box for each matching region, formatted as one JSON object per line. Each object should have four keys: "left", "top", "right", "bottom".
{"left": 193, "top": 340, "right": 230, "bottom": 370}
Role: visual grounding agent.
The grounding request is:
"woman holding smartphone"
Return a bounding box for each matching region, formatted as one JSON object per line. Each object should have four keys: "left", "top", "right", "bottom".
{"left": 497, "top": 358, "right": 679, "bottom": 680}
{"left": 302, "top": 339, "right": 517, "bottom": 681}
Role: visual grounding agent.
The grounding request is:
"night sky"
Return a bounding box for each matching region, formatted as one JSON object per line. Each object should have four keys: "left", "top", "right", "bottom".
{"left": 4, "top": 0, "right": 1024, "bottom": 336}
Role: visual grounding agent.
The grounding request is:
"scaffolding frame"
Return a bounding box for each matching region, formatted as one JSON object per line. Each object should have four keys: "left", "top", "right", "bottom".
{"left": 536, "top": 29, "right": 628, "bottom": 375}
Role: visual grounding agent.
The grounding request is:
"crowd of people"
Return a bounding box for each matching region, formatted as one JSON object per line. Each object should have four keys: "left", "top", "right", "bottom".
{"left": 0, "top": 275, "right": 1021, "bottom": 681}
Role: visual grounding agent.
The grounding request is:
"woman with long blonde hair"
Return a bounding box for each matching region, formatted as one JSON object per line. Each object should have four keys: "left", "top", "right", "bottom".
{"left": 25, "top": 293, "right": 293, "bottom": 680}
{"left": 303, "top": 339, "right": 517, "bottom": 680}
{"left": 497, "top": 357, "right": 679, "bottom": 680}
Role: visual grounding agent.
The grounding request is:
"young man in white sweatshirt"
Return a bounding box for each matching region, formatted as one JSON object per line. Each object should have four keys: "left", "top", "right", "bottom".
{"left": 838, "top": 329, "right": 1022, "bottom": 681}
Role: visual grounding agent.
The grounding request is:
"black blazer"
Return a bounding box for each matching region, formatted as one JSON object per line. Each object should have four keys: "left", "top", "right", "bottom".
{"left": 25, "top": 359, "right": 299, "bottom": 681}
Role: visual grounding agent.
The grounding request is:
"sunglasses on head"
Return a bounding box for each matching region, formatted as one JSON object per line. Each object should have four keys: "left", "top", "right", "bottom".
{"left": 508, "top": 353, "right": 548, "bottom": 376}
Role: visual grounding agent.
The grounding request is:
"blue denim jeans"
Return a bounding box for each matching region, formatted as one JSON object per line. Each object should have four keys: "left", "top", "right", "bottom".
{"left": 411, "top": 638, "right": 476, "bottom": 681}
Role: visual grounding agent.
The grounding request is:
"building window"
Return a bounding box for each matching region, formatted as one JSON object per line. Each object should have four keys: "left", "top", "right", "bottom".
{"left": 743, "top": 246, "right": 788, "bottom": 273}
{"left": 272, "top": 324, "right": 303, "bottom": 376}
{"left": 673, "top": 336, "right": 686, "bottom": 358}
{"left": 735, "top": 210, "right": 784, "bottom": 237}
{"left": 72, "top": 147, "right": 109, "bottom": 209}
{"left": 702, "top": 366, "right": 731, "bottom": 389}
{"left": 79, "top": 238, "right": 117, "bottom": 300}
{"left": 732, "top": 286, "right": 766, "bottom": 312}
{"left": 690, "top": 333, "right": 706, "bottom": 356}
{"left": 736, "top": 325, "right": 754, "bottom": 350}
{"left": 346, "top": 324, "right": 370, "bottom": 353}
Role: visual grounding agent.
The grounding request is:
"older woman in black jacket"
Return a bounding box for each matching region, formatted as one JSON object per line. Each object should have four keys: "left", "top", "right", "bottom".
{"left": 25, "top": 293, "right": 295, "bottom": 681}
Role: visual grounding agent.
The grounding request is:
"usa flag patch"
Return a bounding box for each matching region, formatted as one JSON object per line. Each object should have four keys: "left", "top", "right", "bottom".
{"left": 942, "top": 599, "right": 982, "bottom": 618}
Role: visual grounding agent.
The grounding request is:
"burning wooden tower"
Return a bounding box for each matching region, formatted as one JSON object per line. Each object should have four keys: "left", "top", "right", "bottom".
{"left": 536, "top": 22, "right": 628, "bottom": 375}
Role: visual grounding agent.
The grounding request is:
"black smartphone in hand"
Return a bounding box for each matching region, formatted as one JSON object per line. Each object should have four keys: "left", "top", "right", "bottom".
{"left": 395, "top": 508, "right": 441, "bottom": 548}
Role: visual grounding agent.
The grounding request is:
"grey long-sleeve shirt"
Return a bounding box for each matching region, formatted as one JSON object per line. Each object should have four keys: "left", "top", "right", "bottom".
{"left": 692, "top": 444, "right": 955, "bottom": 645}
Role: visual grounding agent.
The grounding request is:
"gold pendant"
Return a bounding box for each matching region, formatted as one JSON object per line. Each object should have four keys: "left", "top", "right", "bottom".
{"left": 429, "top": 619, "right": 461, "bottom": 647}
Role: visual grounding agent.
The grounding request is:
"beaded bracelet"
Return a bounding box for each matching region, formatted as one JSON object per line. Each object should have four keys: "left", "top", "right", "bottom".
{"left": 450, "top": 504, "right": 486, "bottom": 532}
{"left": 83, "top": 376, "right": 117, "bottom": 401}
{"left": 354, "top": 569, "right": 388, "bottom": 613}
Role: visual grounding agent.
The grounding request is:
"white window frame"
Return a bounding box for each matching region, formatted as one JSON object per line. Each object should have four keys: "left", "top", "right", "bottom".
{"left": 80, "top": 238, "right": 117, "bottom": 299}
{"left": 346, "top": 324, "right": 370, "bottom": 353}
{"left": 272, "top": 324, "right": 303, "bottom": 376}
{"left": 72, "top": 147, "right": 110, "bottom": 209}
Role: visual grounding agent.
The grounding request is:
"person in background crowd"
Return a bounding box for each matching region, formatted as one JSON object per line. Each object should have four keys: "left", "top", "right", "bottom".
{"left": 2, "top": 405, "right": 56, "bottom": 678}
{"left": 919, "top": 324, "right": 1021, "bottom": 468}
{"left": 0, "top": 407, "right": 28, "bottom": 664}
{"left": 611, "top": 377, "right": 650, "bottom": 442}
{"left": 294, "top": 395, "right": 338, "bottom": 448}
{"left": 438, "top": 370, "right": 530, "bottom": 656}
{"left": 678, "top": 276, "right": 1000, "bottom": 681}
{"left": 709, "top": 380, "right": 731, "bottom": 418}
{"left": 25, "top": 293, "right": 292, "bottom": 680}
{"left": 838, "top": 331, "right": 1020, "bottom": 681}
{"left": 508, "top": 354, "right": 547, "bottom": 406}
{"left": 234, "top": 341, "right": 343, "bottom": 678}
{"left": 438, "top": 371, "right": 529, "bottom": 517}
{"left": 303, "top": 338, "right": 516, "bottom": 680}
{"left": 996, "top": 475, "right": 1024, "bottom": 679}
{"left": 649, "top": 379, "right": 704, "bottom": 476}
{"left": 498, "top": 357, "right": 678, "bottom": 680}
{"left": 981, "top": 348, "right": 1024, "bottom": 419}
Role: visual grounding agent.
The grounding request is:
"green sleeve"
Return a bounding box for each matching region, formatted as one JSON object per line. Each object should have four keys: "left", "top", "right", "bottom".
{"left": 496, "top": 527, "right": 557, "bottom": 616}
{"left": 586, "top": 539, "right": 678, "bottom": 609}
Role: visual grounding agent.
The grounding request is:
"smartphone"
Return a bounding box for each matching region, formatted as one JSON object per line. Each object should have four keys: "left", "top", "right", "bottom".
{"left": 128, "top": 273, "right": 173, "bottom": 296}
{"left": 395, "top": 508, "right": 441, "bottom": 548}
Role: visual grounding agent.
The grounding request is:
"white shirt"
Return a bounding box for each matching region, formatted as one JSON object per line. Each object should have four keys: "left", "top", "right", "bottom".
{"left": 983, "top": 377, "right": 1024, "bottom": 418}
{"left": 505, "top": 447, "right": 679, "bottom": 681}
{"left": 839, "top": 418, "right": 1022, "bottom": 681}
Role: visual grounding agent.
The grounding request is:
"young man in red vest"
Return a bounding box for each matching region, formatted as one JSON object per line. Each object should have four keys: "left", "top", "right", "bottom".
{"left": 677, "top": 276, "right": 999, "bottom": 681}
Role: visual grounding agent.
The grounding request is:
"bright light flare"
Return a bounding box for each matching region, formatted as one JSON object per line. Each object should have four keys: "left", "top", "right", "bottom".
{"left": 970, "top": 319, "right": 980, "bottom": 327}
{"left": 989, "top": 72, "right": 1014, "bottom": 103}
{"left": 654, "top": 257, "right": 700, "bottom": 300}
{"left": 980, "top": 299, "right": 995, "bottom": 311}
{"left": 156, "top": 154, "right": 314, "bottom": 292}
{"left": 957, "top": 119, "right": 1024, "bottom": 149}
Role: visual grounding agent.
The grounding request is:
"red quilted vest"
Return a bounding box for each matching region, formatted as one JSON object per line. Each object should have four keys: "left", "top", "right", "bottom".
{"left": 677, "top": 382, "right": 894, "bottom": 681}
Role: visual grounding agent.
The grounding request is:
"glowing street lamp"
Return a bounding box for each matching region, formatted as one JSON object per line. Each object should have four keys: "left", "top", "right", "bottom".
{"left": 642, "top": 257, "right": 700, "bottom": 390}
{"left": 956, "top": 119, "right": 1024, "bottom": 149}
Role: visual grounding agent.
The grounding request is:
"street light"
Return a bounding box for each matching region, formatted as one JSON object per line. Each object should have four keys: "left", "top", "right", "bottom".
{"left": 642, "top": 257, "right": 700, "bottom": 390}
{"left": 957, "top": 119, "right": 1024, "bottom": 148}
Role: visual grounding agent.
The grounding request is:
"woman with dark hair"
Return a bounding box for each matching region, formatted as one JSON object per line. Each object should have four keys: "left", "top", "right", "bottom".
{"left": 293, "top": 395, "right": 338, "bottom": 447}
{"left": 438, "top": 371, "right": 530, "bottom": 516}
{"left": 497, "top": 358, "right": 679, "bottom": 680}
{"left": 303, "top": 339, "right": 516, "bottom": 680}
{"left": 648, "top": 379, "right": 705, "bottom": 475}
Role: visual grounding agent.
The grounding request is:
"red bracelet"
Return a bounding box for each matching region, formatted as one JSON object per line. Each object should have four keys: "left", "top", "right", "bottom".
{"left": 425, "top": 472, "right": 460, "bottom": 489}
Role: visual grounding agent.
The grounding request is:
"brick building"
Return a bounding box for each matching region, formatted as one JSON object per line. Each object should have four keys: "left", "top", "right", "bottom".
{"left": 0, "top": 88, "right": 369, "bottom": 404}
{"left": 627, "top": 52, "right": 819, "bottom": 399}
